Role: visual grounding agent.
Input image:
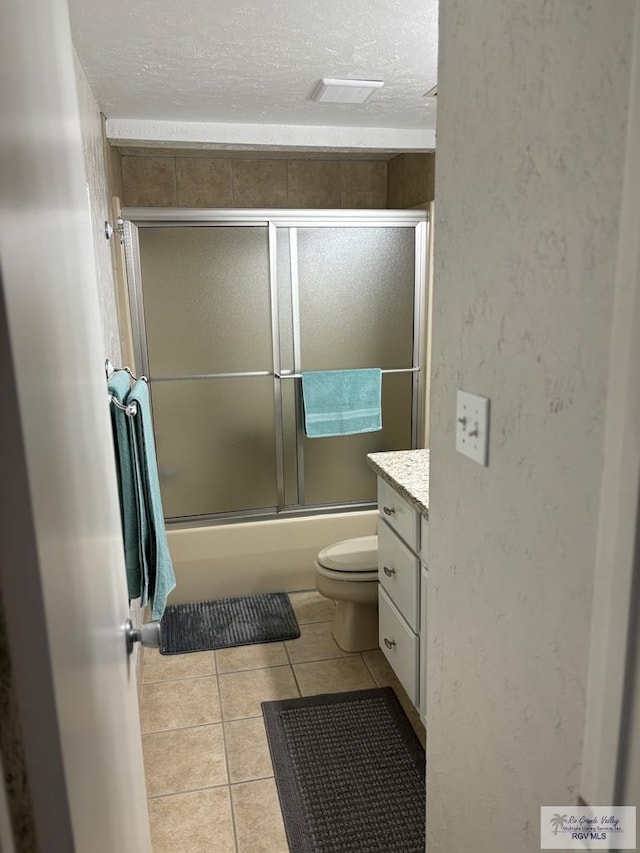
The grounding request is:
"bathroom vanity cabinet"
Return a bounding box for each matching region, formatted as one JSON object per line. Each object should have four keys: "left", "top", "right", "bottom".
{"left": 366, "top": 449, "right": 429, "bottom": 722}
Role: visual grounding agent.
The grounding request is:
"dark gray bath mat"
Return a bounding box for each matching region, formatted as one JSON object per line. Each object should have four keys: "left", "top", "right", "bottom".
{"left": 262, "top": 686, "right": 425, "bottom": 853}
{"left": 159, "top": 592, "right": 300, "bottom": 654}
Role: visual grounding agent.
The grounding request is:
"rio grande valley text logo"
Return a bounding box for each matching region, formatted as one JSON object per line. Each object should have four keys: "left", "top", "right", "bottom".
{"left": 540, "top": 806, "right": 636, "bottom": 849}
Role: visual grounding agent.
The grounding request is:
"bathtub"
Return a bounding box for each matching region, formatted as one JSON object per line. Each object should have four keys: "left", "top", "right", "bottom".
{"left": 165, "top": 510, "right": 378, "bottom": 604}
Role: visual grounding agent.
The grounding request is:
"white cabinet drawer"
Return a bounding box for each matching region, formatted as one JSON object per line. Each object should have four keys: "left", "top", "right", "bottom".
{"left": 420, "top": 516, "right": 429, "bottom": 565}
{"left": 377, "top": 478, "right": 419, "bottom": 552}
{"left": 378, "top": 518, "right": 419, "bottom": 632}
{"left": 379, "top": 587, "right": 418, "bottom": 706}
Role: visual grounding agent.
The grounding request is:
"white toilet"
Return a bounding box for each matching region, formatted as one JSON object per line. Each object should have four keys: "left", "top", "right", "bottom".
{"left": 314, "top": 535, "right": 379, "bottom": 652}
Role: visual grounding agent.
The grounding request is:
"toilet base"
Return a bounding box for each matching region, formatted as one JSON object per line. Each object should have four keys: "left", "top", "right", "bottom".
{"left": 332, "top": 600, "right": 379, "bottom": 653}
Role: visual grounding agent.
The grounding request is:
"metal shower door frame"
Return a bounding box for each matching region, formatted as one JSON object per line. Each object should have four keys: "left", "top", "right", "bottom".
{"left": 121, "top": 208, "right": 428, "bottom": 524}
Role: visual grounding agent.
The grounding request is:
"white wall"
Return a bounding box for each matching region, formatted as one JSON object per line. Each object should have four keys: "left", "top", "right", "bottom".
{"left": 74, "top": 52, "right": 122, "bottom": 363}
{"left": 427, "top": 2, "right": 636, "bottom": 851}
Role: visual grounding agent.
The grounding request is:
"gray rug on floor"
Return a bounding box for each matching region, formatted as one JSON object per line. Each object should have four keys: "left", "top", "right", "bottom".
{"left": 159, "top": 592, "right": 300, "bottom": 654}
{"left": 262, "top": 687, "right": 426, "bottom": 853}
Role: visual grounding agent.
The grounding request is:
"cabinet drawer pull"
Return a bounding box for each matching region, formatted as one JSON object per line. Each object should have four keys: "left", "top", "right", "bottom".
{"left": 384, "top": 637, "right": 396, "bottom": 650}
{"left": 383, "top": 565, "right": 396, "bottom": 577}
{"left": 383, "top": 506, "right": 395, "bottom": 516}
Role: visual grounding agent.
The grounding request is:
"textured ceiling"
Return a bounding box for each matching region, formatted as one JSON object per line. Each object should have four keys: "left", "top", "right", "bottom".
{"left": 70, "top": 0, "right": 438, "bottom": 131}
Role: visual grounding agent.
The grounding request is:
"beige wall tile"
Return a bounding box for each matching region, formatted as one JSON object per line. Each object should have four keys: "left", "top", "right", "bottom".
{"left": 140, "top": 676, "right": 220, "bottom": 732}
{"left": 143, "top": 724, "right": 227, "bottom": 797}
{"left": 341, "top": 161, "right": 387, "bottom": 208}
{"left": 231, "top": 778, "right": 289, "bottom": 853}
{"left": 293, "top": 656, "right": 375, "bottom": 696}
{"left": 284, "top": 621, "right": 353, "bottom": 664}
{"left": 224, "top": 716, "right": 273, "bottom": 783}
{"left": 176, "top": 158, "right": 233, "bottom": 207}
{"left": 386, "top": 153, "right": 435, "bottom": 209}
{"left": 122, "top": 156, "right": 177, "bottom": 206}
{"left": 403, "top": 153, "right": 433, "bottom": 208}
{"left": 386, "top": 155, "right": 405, "bottom": 209}
{"left": 218, "top": 665, "right": 298, "bottom": 720}
{"left": 232, "top": 159, "right": 288, "bottom": 208}
{"left": 148, "top": 788, "right": 235, "bottom": 853}
{"left": 215, "top": 642, "right": 288, "bottom": 674}
{"left": 288, "top": 590, "right": 335, "bottom": 624}
{"left": 143, "top": 648, "right": 215, "bottom": 683}
{"left": 287, "top": 160, "right": 341, "bottom": 208}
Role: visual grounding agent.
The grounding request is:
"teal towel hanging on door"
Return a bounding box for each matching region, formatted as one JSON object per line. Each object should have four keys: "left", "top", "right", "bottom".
{"left": 301, "top": 369, "right": 383, "bottom": 438}
{"left": 127, "top": 378, "right": 176, "bottom": 620}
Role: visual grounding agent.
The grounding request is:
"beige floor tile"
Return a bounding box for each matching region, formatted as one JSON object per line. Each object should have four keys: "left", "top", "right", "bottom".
{"left": 362, "top": 649, "right": 397, "bottom": 686}
{"left": 219, "top": 665, "right": 299, "bottom": 720}
{"left": 148, "top": 787, "right": 235, "bottom": 853}
{"left": 224, "top": 716, "right": 273, "bottom": 783}
{"left": 288, "top": 589, "right": 335, "bottom": 624}
{"left": 141, "top": 677, "right": 220, "bottom": 733}
{"left": 293, "top": 656, "right": 375, "bottom": 696}
{"left": 216, "top": 642, "right": 288, "bottom": 674}
{"left": 363, "top": 650, "right": 426, "bottom": 747}
{"left": 143, "top": 724, "right": 227, "bottom": 797}
{"left": 284, "top": 620, "right": 353, "bottom": 664}
{"left": 143, "top": 648, "right": 215, "bottom": 683}
{"left": 232, "top": 778, "right": 289, "bottom": 853}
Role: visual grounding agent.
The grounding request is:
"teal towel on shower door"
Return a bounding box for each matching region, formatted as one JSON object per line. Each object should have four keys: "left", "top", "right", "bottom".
{"left": 128, "top": 378, "right": 176, "bottom": 620}
{"left": 108, "top": 370, "right": 144, "bottom": 602}
{"left": 301, "top": 369, "right": 383, "bottom": 437}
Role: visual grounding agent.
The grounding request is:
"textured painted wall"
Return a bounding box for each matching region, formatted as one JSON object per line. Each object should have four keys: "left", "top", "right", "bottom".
{"left": 74, "top": 52, "right": 122, "bottom": 363}
{"left": 428, "top": 2, "right": 634, "bottom": 851}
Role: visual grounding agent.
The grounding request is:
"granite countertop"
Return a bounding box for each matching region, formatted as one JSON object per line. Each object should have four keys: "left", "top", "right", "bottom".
{"left": 367, "top": 448, "right": 430, "bottom": 518}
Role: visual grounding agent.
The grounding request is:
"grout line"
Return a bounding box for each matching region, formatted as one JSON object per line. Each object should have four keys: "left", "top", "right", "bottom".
{"left": 283, "top": 644, "right": 302, "bottom": 697}
{"left": 142, "top": 718, "right": 224, "bottom": 736}
{"left": 142, "top": 670, "right": 216, "bottom": 685}
{"left": 214, "top": 664, "right": 240, "bottom": 853}
{"left": 147, "top": 780, "right": 230, "bottom": 800}
{"left": 228, "top": 774, "right": 275, "bottom": 789}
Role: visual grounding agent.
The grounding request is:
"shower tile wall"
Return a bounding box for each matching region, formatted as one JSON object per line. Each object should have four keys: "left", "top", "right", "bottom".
{"left": 387, "top": 153, "right": 436, "bottom": 209}
{"left": 119, "top": 151, "right": 436, "bottom": 210}
{"left": 121, "top": 155, "right": 389, "bottom": 209}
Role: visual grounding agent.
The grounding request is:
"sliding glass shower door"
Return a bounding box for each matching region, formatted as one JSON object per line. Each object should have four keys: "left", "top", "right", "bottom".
{"left": 123, "top": 210, "right": 427, "bottom": 522}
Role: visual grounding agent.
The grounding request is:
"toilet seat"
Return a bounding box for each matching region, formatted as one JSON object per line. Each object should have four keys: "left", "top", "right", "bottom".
{"left": 315, "top": 535, "right": 378, "bottom": 583}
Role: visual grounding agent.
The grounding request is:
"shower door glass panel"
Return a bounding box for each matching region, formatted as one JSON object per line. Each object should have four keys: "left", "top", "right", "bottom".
{"left": 302, "top": 372, "right": 413, "bottom": 505}
{"left": 296, "top": 227, "right": 415, "bottom": 369}
{"left": 151, "top": 378, "right": 277, "bottom": 518}
{"left": 296, "top": 227, "right": 416, "bottom": 504}
{"left": 139, "top": 226, "right": 271, "bottom": 375}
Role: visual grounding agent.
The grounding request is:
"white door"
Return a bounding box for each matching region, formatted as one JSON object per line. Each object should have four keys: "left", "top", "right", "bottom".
{"left": 0, "top": 0, "right": 151, "bottom": 849}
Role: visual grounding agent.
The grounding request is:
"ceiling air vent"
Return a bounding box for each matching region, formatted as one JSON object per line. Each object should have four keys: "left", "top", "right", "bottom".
{"left": 311, "top": 78, "right": 384, "bottom": 104}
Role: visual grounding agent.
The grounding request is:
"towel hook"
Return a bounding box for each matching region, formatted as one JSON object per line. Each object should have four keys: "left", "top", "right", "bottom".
{"left": 105, "top": 359, "right": 148, "bottom": 383}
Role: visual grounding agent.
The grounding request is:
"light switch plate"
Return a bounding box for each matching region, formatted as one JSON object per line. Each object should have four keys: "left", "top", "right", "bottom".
{"left": 456, "top": 390, "right": 490, "bottom": 465}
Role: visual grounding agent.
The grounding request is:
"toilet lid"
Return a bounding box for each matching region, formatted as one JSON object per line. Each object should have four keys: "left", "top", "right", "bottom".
{"left": 316, "top": 535, "right": 378, "bottom": 573}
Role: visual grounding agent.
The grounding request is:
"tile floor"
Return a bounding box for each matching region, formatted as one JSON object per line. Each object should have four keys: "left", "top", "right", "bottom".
{"left": 140, "top": 590, "right": 426, "bottom": 853}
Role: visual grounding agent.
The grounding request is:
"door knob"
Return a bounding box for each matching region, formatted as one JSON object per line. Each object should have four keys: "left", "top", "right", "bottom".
{"left": 124, "top": 618, "right": 161, "bottom": 656}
